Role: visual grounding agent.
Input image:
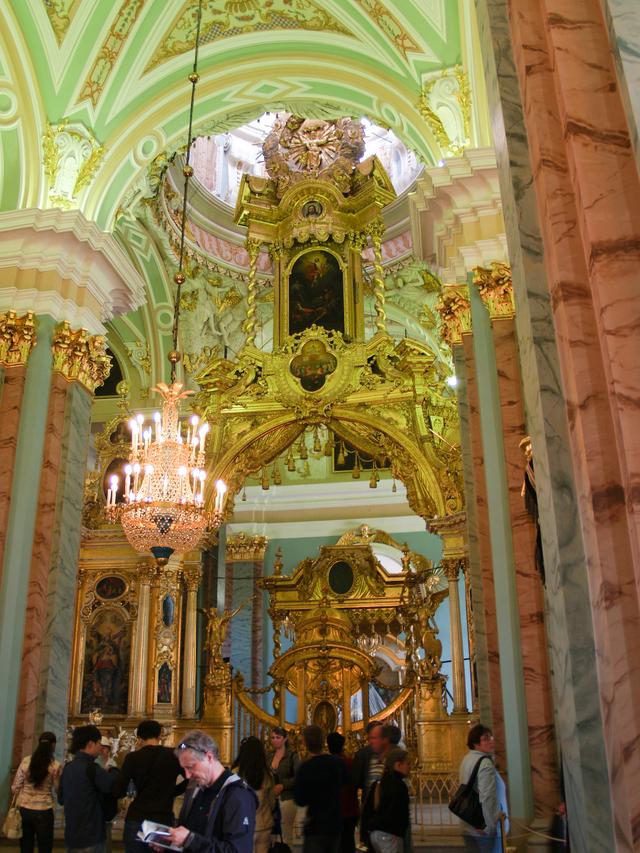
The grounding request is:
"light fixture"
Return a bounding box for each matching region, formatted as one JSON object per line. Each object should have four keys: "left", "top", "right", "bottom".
{"left": 106, "top": 0, "right": 226, "bottom": 565}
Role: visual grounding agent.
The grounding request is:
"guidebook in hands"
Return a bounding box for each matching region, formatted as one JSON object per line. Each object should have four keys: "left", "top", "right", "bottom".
{"left": 137, "top": 820, "right": 184, "bottom": 850}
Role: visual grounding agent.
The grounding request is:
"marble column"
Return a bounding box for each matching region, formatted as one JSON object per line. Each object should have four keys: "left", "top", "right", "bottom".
{"left": 437, "top": 288, "right": 495, "bottom": 726}
{"left": 129, "top": 561, "right": 155, "bottom": 717}
{"left": 461, "top": 331, "right": 506, "bottom": 767}
{"left": 475, "top": 0, "right": 619, "bottom": 847}
{"left": 0, "top": 211, "right": 142, "bottom": 812}
{"left": 12, "top": 324, "right": 109, "bottom": 763}
{"left": 475, "top": 266, "right": 560, "bottom": 817}
{"left": 442, "top": 559, "right": 468, "bottom": 713}
{"left": 452, "top": 344, "right": 488, "bottom": 717}
{"left": 600, "top": 0, "right": 640, "bottom": 170}
{"left": 0, "top": 316, "right": 55, "bottom": 807}
{"left": 181, "top": 554, "right": 202, "bottom": 719}
{"left": 0, "top": 312, "right": 36, "bottom": 588}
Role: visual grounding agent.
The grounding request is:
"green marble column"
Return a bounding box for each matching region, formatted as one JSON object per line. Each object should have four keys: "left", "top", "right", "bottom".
{"left": 0, "top": 315, "right": 55, "bottom": 811}
{"left": 469, "top": 281, "right": 533, "bottom": 822}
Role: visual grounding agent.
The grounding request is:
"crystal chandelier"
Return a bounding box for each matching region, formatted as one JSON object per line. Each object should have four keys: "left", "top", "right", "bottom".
{"left": 105, "top": 0, "right": 226, "bottom": 564}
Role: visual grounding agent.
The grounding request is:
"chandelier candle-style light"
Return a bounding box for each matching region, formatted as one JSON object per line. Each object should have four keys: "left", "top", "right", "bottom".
{"left": 105, "top": 383, "right": 227, "bottom": 564}
{"left": 105, "top": 0, "right": 227, "bottom": 564}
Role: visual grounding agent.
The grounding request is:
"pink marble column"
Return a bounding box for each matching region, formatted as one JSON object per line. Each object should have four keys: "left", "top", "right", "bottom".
{"left": 13, "top": 372, "right": 93, "bottom": 764}
{"left": 492, "top": 314, "right": 560, "bottom": 816}
{"left": 506, "top": 1, "right": 640, "bottom": 846}
{"left": 13, "top": 373, "right": 68, "bottom": 762}
{"left": 462, "top": 334, "right": 506, "bottom": 769}
{"left": 0, "top": 366, "right": 27, "bottom": 588}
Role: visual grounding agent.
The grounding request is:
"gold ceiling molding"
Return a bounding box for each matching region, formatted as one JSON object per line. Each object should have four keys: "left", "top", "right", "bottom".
{"left": 146, "top": 0, "right": 353, "bottom": 72}
{"left": 418, "top": 66, "right": 472, "bottom": 157}
{"left": 41, "top": 0, "right": 81, "bottom": 44}
{"left": 42, "top": 122, "right": 105, "bottom": 209}
{"left": 77, "top": 0, "right": 145, "bottom": 108}
{"left": 353, "top": 0, "right": 419, "bottom": 61}
{"left": 0, "top": 311, "right": 36, "bottom": 367}
{"left": 226, "top": 532, "right": 269, "bottom": 562}
{"left": 473, "top": 262, "right": 515, "bottom": 320}
{"left": 51, "top": 321, "right": 112, "bottom": 393}
{"left": 435, "top": 284, "right": 471, "bottom": 347}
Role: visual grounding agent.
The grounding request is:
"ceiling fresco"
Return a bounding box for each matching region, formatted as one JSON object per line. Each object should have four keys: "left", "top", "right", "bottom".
{"left": 0, "top": 0, "right": 495, "bottom": 421}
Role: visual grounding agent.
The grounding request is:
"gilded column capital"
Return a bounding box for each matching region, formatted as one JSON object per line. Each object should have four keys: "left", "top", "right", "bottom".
{"left": 182, "top": 564, "right": 202, "bottom": 591}
{"left": 473, "top": 262, "right": 514, "bottom": 319}
{"left": 226, "top": 532, "right": 268, "bottom": 562}
{"left": 136, "top": 560, "right": 156, "bottom": 584}
{"left": 441, "top": 557, "right": 461, "bottom": 582}
{"left": 51, "top": 321, "right": 111, "bottom": 393}
{"left": 435, "top": 285, "right": 471, "bottom": 346}
{"left": 0, "top": 311, "right": 36, "bottom": 366}
{"left": 348, "top": 231, "right": 368, "bottom": 253}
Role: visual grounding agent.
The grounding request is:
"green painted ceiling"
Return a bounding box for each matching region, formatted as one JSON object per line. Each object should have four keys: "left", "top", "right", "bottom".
{"left": 0, "top": 0, "right": 465, "bottom": 226}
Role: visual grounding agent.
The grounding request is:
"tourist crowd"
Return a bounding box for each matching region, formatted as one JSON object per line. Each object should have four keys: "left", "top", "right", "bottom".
{"left": 7, "top": 719, "right": 511, "bottom": 853}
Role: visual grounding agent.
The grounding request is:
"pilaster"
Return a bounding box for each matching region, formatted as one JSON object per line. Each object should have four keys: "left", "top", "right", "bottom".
{"left": 13, "top": 322, "right": 109, "bottom": 765}
{"left": 475, "top": 264, "right": 560, "bottom": 816}
{"left": 0, "top": 315, "right": 55, "bottom": 806}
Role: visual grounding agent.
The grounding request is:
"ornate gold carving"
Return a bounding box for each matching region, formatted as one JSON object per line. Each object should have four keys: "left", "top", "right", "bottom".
{"left": 203, "top": 603, "right": 245, "bottom": 671}
{"left": 182, "top": 564, "right": 202, "bottom": 591}
{"left": 368, "top": 221, "right": 387, "bottom": 335}
{"left": 51, "top": 322, "right": 112, "bottom": 393}
{"left": 263, "top": 115, "right": 365, "bottom": 197}
{"left": 42, "top": 0, "right": 76, "bottom": 43}
{"left": 148, "top": 1, "right": 352, "bottom": 72}
{"left": 43, "top": 122, "right": 105, "bottom": 208}
{"left": 473, "top": 262, "right": 514, "bottom": 319}
{"left": 435, "top": 285, "right": 471, "bottom": 346}
{"left": 77, "top": 0, "right": 145, "bottom": 107}
{"left": 441, "top": 557, "right": 460, "bottom": 582}
{"left": 418, "top": 66, "right": 472, "bottom": 157}
{"left": 0, "top": 311, "right": 36, "bottom": 367}
{"left": 353, "top": 0, "right": 420, "bottom": 60}
{"left": 242, "top": 239, "right": 261, "bottom": 347}
{"left": 226, "top": 532, "right": 268, "bottom": 562}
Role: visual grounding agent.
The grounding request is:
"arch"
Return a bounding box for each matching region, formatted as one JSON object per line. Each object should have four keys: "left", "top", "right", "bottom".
{"left": 84, "top": 56, "right": 444, "bottom": 228}
{"left": 0, "top": 3, "right": 47, "bottom": 210}
{"left": 208, "top": 406, "right": 445, "bottom": 522}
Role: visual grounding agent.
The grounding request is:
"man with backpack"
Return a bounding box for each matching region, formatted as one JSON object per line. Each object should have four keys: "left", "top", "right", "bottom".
{"left": 58, "top": 725, "right": 118, "bottom": 853}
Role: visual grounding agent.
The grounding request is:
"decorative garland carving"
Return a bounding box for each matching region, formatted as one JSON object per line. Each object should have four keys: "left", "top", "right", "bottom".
{"left": 51, "top": 321, "right": 112, "bottom": 393}
{"left": 0, "top": 311, "right": 36, "bottom": 367}
{"left": 473, "top": 262, "right": 514, "bottom": 319}
{"left": 435, "top": 285, "right": 471, "bottom": 347}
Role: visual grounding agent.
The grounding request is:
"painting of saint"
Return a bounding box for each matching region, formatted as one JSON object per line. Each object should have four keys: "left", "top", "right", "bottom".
{"left": 157, "top": 663, "right": 172, "bottom": 704}
{"left": 80, "top": 609, "right": 131, "bottom": 714}
{"left": 288, "top": 250, "right": 344, "bottom": 336}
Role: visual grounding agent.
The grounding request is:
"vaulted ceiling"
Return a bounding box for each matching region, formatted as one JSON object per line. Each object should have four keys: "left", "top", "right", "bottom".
{"left": 0, "top": 0, "right": 490, "bottom": 228}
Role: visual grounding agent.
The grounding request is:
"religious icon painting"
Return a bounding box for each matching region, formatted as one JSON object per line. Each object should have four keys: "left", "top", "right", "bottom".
{"left": 95, "top": 575, "right": 127, "bottom": 600}
{"left": 288, "top": 249, "right": 345, "bottom": 336}
{"left": 80, "top": 608, "right": 131, "bottom": 714}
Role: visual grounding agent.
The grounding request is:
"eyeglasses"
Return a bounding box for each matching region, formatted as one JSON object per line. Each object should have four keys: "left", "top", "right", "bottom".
{"left": 177, "top": 742, "right": 207, "bottom": 755}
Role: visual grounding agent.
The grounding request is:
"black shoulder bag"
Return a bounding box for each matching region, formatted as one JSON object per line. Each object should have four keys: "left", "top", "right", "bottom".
{"left": 448, "top": 755, "right": 492, "bottom": 829}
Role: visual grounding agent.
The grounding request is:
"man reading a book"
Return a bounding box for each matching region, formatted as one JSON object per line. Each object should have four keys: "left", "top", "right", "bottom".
{"left": 165, "top": 731, "right": 257, "bottom": 852}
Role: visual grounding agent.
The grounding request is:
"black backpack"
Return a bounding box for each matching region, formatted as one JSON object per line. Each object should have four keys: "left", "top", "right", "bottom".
{"left": 86, "top": 761, "right": 119, "bottom": 823}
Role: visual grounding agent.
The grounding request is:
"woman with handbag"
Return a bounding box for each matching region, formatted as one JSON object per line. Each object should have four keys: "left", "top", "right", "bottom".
{"left": 267, "top": 727, "right": 300, "bottom": 848}
{"left": 11, "top": 731, "right": 60, "bottom": 853}
{"left": 457, "top": 725, "right": 509, "bottom": 852}
{"left": 235, "top": 736, "right": 277, "bottom": 853}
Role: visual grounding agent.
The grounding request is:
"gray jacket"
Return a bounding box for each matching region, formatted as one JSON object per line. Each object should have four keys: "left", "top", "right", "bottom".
{"left": 267, "top": 749, "right": 300, "bottom": 801}
{"left": 458, "top": 750, "right": 508, "bottom": 837}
